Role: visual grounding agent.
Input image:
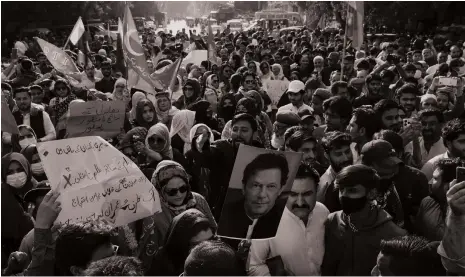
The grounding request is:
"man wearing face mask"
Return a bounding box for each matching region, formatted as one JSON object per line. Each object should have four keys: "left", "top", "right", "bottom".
{"left": 361, "top": 139, "right": 429, "bottom": 233}
{"left": 321, "top": 164, "right": 407, "bottom": 276}
{"left": 12, "top": 87, "right": 56, "bottom": 142}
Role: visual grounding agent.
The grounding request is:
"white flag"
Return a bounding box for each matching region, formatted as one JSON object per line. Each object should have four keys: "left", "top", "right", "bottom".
{"left": 70, "top": 17, "right": 85, "bottom": 45}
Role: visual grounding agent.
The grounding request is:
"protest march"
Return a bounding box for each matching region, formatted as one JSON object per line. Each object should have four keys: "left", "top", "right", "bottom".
{"left": 2, "top": 1, "right": 465, "bottom": 276}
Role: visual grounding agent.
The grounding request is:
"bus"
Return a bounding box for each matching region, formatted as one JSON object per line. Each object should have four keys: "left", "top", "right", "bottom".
{"left": 255, "top": 10, "right": 301, "bottom": 26}
{"left": 186, "top": 17, "right": 195, "bottom": 28}
{"left": 226, "top": 19, "right": 243, "bottom": 33}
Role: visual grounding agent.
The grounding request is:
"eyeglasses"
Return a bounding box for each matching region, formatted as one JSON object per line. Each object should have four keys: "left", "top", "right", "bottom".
{"left": 165, "top": 185, "right": 188, "bottom": 196}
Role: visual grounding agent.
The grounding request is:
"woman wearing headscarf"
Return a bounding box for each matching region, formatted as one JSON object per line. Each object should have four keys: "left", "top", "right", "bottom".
{"left": 137, "top": 161, "right": 216, "bottom": 274}
{"left": 203, "top": 74, "right": 222, "bottom": 114}
{"left": 56, "top": 99, "right": 86, "bottom": 139}
{"left": 173, "top": 79, "right": 202, "bottom": 110}
{"left": 10, "top": 125, "right": 37, "bottom": 153}
{"left": 170, "top": 109, "right": 196, "bottom": 154}
{"left": 128, "top": 91, "right": 146, "bottom": 122}
{"left": 259, "top": 61, "right": 274, "bottom": 86}
{"left": 200, "top": 71, "right": 213, "bottom": 96}
{"left": 49, "top": 78, "right": 76, "bottom": 129}
{"left": 21, "top": 144, "right": 48, "bottom": 183}
{"left": 170, "top": 75, "right": 184, "bottom": 102}
{"left": 271, "top": 63, "right": 288, "bottom": 81}
{"left": 154, "top": 91, "right": 179, "bottom": 128}
{"left": 112, "top": 77, "right": 131, "bottom": 105}
{"left": 185, "top": 124, "right": 214, "bottom": 198}
{"left": 217, "top": 93, "right": 237, "bottom": 129}
{"left": 219, "top": 63, "right": 233, "bottom": 95}
{"left": 131, "top": 99, "right": 158, "bottom": 130}
{"left": 189, "top": 100, "right": 221, "bottom": 137}
{"left": 1, "top": 153, "right": 35, "bottom": 263}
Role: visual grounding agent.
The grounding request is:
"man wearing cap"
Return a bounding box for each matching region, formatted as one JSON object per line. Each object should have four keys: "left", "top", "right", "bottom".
{"left": 277, "top": 80, "right": 313, "bottom": 115}
{"left": 271, "top": 111, "right": 301, "bottom": 150}
{"left": 361, "top": 139, "right": 429, "bottom": 233}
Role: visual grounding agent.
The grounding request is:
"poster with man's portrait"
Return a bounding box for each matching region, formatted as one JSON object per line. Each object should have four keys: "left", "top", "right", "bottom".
{"left": 218, "top": 144, "right": 302, "bottom": 240}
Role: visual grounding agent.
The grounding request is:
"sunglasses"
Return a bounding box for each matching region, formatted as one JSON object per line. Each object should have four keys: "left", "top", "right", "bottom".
{"left": 165, "top": 185, "right": 188, "bottom": 196}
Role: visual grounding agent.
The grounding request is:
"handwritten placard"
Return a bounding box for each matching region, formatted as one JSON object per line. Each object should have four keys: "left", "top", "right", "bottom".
{"left": 265, "top": 80, "right": 290, "bottom": 107}
{"left": 37, "top": 136, "right": 161, "bottom": 226}
{"left": 67, "top": 101, "right": 125, "bottom": 138}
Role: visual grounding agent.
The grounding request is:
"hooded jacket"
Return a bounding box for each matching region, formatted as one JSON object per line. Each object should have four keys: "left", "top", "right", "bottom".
{"left": 321, "top": 207, "right": 407, "bottom": 276}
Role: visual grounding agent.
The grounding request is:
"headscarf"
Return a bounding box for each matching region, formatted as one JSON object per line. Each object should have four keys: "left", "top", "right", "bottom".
{"left": 52, "top": 78, "right": 76, "bottom": 122}
{"left": 146, "top": 123, "right": 173, "bottom": 159}
{"left": 217, "top": 93, "right": 237, "bottom": 123}
{"left": 236, "top": 97, "right": 258, "bottom": 116}
{"left": 20, "top": 144, "right": 48, "bottom": 182}
{"left": 135, "top": 99, "right": 158, "bottom": 130}
{"left": 129, "top": 92, "right": 146, "bottom": 122}
{"left": 204, "top": 74, "right": 221, "bottom": 113}
{"left": 151, "top": 160, "right": 196, "bottom": 215}
{"left": 189, "top": 124, "right": 214, "bottom": 145}
{"left": 183, "top": 79, "right": 201, "bottom": 108}
{"left": 272, "top": 63, "right": 285, "bottom": 80}
{"left": 169, "top": 110, "right": 196, "bottom": 154}
{"left": 11, "top": 125, "right": 37, "bottom": 153}
{"left": 242, "top": 90, "right": 264, "bottom": 114}
{"left": 259, "top": 61, "right": 273, "bottom": 81}
{"left": 1, "top": 152, "right": 33, "bottom": 197}
{"left": 154, "top": 91, "right": 179, "bottom": 126}
{"left": 112, "top": 78, "right": 131, "bottom": 104}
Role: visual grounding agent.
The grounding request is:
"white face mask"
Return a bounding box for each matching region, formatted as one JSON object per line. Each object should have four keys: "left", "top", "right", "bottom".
{"left": 31, "top": 163, "right": 44, "bottom": 175}
{"left": 19, "top": 138, "right": 37, "bottom": 150}
{"left": 6, "top": 172, "right": 27, "bottom": 188}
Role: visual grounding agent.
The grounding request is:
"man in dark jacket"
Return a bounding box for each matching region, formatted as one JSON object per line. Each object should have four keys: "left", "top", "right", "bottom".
{"left": 322, "top": 164, "right": 407, "bottom": 276}
{"left": 190, "top": 113, "right": 263, "bottom": 220}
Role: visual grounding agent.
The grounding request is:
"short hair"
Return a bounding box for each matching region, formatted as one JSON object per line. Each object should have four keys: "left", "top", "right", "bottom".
{"left": 418, "top": 108, "right": 445, "bottom": 123}
{"left": 29, "top": 85, "right": 43, "bottom": 93}
{"left": 380, "top": 70, "right": 395, "bottom": 81}
{"left": 100, "top": 60, "right": 112, "bottom": 68}
{"left": 322, "top": 96, "right": 353, "bottom": 119}
{"left": 380, "top": 236, "right": 445, "bottom": 276}
{"left": 287, "top": 129, "right": 316, "bottom": 152}
{"left": 83, "top": 256, "right": 144, "bottom": 276}
{"left": 184, "top": 240, "right": 245, "bottom": 276}
{"left": 55, "top": 221, "right": 115, "bottom": 275}
{"left": 352, "top": 107, "right": 379, "bottom": 139}
{"left": 365, "top": 73, "right": 382, "bottom": 84}
{"left": 242, "top": 72, "right": 256, "bottom": 83}
{"left": 295, "top": 163, "right": 320, "bottom": 186}
{"left": 396, "top": 83, "right": 420, "bottom": 99}
{"left": 356, "top": 59, "right": 370, "bottom": 71}
{"left": 330, "top": 81, "right": 348, "bottom": 96}
{"left": 242, "top": 152, "right": 289, "bottom": 188}
{"left": 442, "top": 118, "right": 465, "bottom": 145}
{"left": 321, "top": 131, "right": 352, "bottom": 153}
{"left": 232, "top": 113, "right": 258, "bottom": 132}
{"left": 437, "top": 158, "right": 463, "bottom": 184}
{"left": 373, "top": 130, "right": 404, "bottom": 154}
{"left": 374, "top": 99, "right": 399, "bottom": 120}
{"left": 283, "top": 125, "right": 303, "bottom": 144}
{"left": 13, "top": 87, "right": 31, "bottom": 98}
{"left": 335, "top": 164, "right": 380, "bottom": 191}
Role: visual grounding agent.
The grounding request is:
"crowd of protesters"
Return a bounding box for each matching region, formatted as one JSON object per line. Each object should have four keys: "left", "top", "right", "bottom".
{"left": 2, "top": 17, "right": 465, "bottom": 276}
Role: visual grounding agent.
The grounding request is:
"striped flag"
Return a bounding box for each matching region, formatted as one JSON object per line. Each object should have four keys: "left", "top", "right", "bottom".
{"left": 346, "top": 1, "right": 364, "bottom": 50}
{"left": 69, "top": 17, "right": 86, "bottom": 45}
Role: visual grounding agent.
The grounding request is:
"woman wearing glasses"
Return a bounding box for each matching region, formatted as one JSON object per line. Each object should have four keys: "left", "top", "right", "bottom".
{"left": 138, "top": 161, "right": 216, "bottom": 275}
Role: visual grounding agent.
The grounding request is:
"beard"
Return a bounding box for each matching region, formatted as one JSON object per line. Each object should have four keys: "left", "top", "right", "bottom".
{"left": 271, "top": 133, "right": 285, "bottom": 150}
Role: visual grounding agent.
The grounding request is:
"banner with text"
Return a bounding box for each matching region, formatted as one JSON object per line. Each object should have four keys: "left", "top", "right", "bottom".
{"left": 67, "top": 101, "right": 125, "bottom": 138}
{"left": 37, "top": 136, "right": 161, "bottom": 226}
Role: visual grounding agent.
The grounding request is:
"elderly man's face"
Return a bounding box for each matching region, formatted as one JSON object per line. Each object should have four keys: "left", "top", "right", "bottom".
{"left": 243, "top": 167, "right": 284, "bottom": 219}
{"left": 286, "top": 176, "right": 317, "bottom": 221}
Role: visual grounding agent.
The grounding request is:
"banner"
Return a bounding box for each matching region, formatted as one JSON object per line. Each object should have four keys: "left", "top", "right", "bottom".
{"left": 35, "top": 37, "right": 79, "bottom": 75}
{"left": 1, "top": 95, "right": 19, "bottom": 134}
{"left": 151, "top": 57, "right": 182, "bottom": 91}
{"left": 265, "top": 80, "right": 290, "bottom": 107}
{"left": 347, "top": 1, "right": 364, "bottom": 50}
{"left": 66, "top": 100, "right": 125, "bottom": 138}
{"left": 37, "top": 136, "right": 162, "bottom": 226}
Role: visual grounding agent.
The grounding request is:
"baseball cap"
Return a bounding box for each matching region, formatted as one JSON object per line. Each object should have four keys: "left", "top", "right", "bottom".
{"left": 287, "top": 80, "right": 305, "bottom": 93}
{"left": 298, "top": 109, "right": 315, "bottom": 122}
{"left": 361, "top": 140, "right": 403, "bottom": 171}
{"left": 276, "top": 111, "right": 301, "bottom": 126}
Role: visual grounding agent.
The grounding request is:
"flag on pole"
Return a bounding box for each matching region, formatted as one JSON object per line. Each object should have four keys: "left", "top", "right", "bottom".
{"left": 150, "top": 57, "right": 182, "bottom": 91}
{"left": 1, "top": 95, "right": 19, "bottom": 134}
{"left": 346, "top": 1, "right": 364, "bottom": 50}
{"left": 35, "top": 37, "right": 79, "bottom": 75}
{"left": 69, "top": 17, "right": 86, "bottom": 45}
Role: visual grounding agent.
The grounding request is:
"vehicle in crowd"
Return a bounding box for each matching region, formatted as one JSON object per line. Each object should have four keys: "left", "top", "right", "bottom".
{"left": 255, "top": 10, "right": 302, "bottom": 28}
{"left": 154, "top": 11, "right": 167, "bottom": 28}
{"left": 186, "top": 17, "right": 195, "bottom": 28}
{"left": 210, "top": 6, "right": 235, "bottom": 24}
{"left": 226, "top": 19, "right": 243, "bottom": 33}
{"left": 280, "top": 26, "right": 305, "bottom": 32}
{"left": 133, "top": 17, "right": 146, "bottom": 32}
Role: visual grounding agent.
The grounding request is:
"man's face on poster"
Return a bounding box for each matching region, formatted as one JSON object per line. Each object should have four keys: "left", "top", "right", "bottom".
{"left": 243, "top": 168, "right": 284, "bottom": 219}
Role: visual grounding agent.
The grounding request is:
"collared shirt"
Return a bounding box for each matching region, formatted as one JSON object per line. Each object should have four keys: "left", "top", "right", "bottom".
{"left": 405, "top": 137, "right": 447, "bottom": 167}
{"left": 248, "top": 203, "right": 329, "bottom": 276}
{"left": 21, "top": 111, "right": 56, "bottom": 141}
{"left": 317, "top": 166, "right": 337, "bottom": 202}
{"left": 277, "top": 103, "right": 313, "bottom": 114}
{"left": 421, "top": 152, "right": 450, "bottom": 182}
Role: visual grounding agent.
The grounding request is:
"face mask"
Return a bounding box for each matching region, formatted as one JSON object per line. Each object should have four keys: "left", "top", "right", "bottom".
{"left": 31, "top": 163, "right": 44, "bottom": 175}
{"left": 340, "top": 196, "right": 367, "bottom": 214}
{"left": 19, "top": 138, "right": 37, "bottom": 149}
{"left": 414, "top": 70, "right": 422, "bottom": 79}
{"left": 6, "top": 172, "right": 27, "bottom": 188}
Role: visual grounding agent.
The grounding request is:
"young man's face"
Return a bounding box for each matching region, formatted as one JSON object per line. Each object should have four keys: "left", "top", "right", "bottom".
{"left": 381, "top": 108, "right": 402, "bottom": 132}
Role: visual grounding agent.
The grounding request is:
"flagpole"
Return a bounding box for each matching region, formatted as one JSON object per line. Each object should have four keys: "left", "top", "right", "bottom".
{"left": 340, "top": 3, "right": 350, "bottom": 82}
{"left": 170, "top": 57, "right": 183, "bottom": 102}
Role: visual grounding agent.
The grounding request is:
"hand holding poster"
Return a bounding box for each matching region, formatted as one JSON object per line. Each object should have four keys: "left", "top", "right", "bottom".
{"left": 218, "top": 144, "right": 302, "bottom": 240}
{"left": 66, "top": 101, "right": 125, "bottom": 138}
{"left": 265, "top": 80, "right": 290, "bottom": 107}
{"left": 37, "top": 136, "right": 161, "bottom": 226}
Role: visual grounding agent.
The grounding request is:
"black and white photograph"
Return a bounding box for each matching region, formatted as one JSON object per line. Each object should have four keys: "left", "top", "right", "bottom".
{"left": 2, "top": 0, "right": 465, "bottom": 276}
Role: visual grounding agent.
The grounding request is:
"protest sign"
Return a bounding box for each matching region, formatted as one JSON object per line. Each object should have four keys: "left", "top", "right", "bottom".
{"left": 217, "top": 144, "right": 302, "bottom": 240}
{"left": 66, "top": 101, "right": 125, "bottom": 138}
{"left": 265, "top": 80, "right": 290, "bottom": 107}
{"left": 37, "top": 136, "right": 161, "bottom": 226}
{"left": 1, "top": 95, "right": 19, "bottom": 134}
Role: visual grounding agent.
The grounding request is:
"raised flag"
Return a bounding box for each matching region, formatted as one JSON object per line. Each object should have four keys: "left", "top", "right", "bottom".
{"left": 69, "top": 17, "right": 86, "bottom": 45}
{"left": 347, "top": 1, "right": 364, "bottom": 50}
{"left": 35, "top": 37, "right": 79, "bottom": 75}
{"left": 150, "top": 57, "right": 182, "bottom": 92}
{"left": 1, "top": 95, "right": 19, "bottom": 134}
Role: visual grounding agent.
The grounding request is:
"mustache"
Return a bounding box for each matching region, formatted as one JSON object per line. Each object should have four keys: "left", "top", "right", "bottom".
{"left": 292, "top": 204, "right": 310, "bottom": 210}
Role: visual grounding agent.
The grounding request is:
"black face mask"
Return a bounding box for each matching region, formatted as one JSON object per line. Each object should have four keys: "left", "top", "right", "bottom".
{"left": 340, "top": 196, "right": 367, "bottom": 214}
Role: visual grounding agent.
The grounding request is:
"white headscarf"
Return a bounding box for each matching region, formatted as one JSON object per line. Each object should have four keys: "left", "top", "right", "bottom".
{"left": 169, "top": 110, "right": 196, "bottom": 154}
{"left": 146, "top": 123, "right": 173, "bottom": 159}
{"left": 129, "top": 92, "right": 146, "bottom": 122}
{"left": 189, "top": 123, "right": 214, "bottom": 147}
{"left": 272, "top": 63, "right": 285, "bottom": 80}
